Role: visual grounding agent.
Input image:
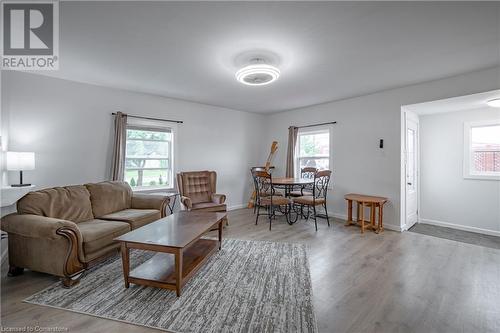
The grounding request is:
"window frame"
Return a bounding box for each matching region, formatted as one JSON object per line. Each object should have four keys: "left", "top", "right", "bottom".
{"left": 294, "top": 125, "right": 333, "bottom": 178}
{"left": 124, "top": 121, "right": 177, "bottom": 192}
{"left": 463, "top": 119, "right": 500, "bottom": 181}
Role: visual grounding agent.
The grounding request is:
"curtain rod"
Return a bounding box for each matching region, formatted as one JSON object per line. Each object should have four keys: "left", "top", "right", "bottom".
{"left": 112, "top": 112, "right": 183, "bottom": 124}
{"left": 289, "top": 121, "right": 337, "bottom": 129}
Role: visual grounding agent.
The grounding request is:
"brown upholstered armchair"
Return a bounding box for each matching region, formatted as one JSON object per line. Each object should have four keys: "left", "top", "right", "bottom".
{"left": 177, "top": 171, "right": 227, "bottom": 215}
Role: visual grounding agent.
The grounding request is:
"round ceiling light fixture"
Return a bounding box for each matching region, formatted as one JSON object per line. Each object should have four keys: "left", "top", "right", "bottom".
{"left": 235, "top": 59, "right": 280, "bottom": 86}
{"left": 486, "top": 98, "right": 500, "bottom": 108}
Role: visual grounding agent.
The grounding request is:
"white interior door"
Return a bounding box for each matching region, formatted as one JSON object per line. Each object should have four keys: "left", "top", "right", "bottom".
{"left": 405, "top": 112, "right": 419, "bottom": 228}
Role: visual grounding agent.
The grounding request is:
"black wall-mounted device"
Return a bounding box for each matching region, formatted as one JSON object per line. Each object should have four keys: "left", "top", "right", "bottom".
{"left": 379, "top": 139, "right": 384, "bottom": 149}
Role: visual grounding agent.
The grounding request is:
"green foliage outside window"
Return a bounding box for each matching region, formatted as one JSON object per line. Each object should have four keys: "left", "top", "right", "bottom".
{"left": 300, "top": 135, "right": 321, "bottom": 155}
{"left": 124, "top": 128, "right": 172, "bottom": 188}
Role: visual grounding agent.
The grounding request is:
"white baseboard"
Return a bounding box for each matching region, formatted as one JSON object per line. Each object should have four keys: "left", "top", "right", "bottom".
{"left": 224, "top": 207, "right": 404, "bottom": 232}
{"left": 383, "top": 224, "right": 403, "bottom": 232}
{"left": 419, "top": 218, "right": 500, "bottom": 237}
{"left": 331, "top": 213, "right": 402, "bottom": 232}
{"left": 227, "top": 204, "right": 246, "bottom": 211}
{"left": 400, "top": 222, "right": 413, "bottom": 232}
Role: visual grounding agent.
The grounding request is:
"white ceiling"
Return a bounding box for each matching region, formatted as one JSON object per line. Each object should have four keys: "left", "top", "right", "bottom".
{"left": 37, "top": 1, "right": 499, "bottom": 113}
{"left": 404, "top": 89, "right": 500, "bottom": 116}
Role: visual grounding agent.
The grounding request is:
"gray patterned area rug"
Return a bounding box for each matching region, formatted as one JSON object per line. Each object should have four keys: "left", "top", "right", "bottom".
{"left": 24, "top": 239, "right": 317, "bottom": 333}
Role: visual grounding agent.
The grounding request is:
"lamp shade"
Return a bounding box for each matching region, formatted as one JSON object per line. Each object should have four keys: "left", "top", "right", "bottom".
{"left": 6, "top": 152, "right": 35, "bottom": 171}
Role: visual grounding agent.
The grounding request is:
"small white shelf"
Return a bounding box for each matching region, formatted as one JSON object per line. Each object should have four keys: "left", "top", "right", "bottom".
{"left": 1, "top": 185, "right": 36, "bottom": 207}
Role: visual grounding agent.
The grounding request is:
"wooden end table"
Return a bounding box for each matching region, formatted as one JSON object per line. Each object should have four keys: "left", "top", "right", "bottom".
{"left": 149, "top": 192, "right": 180, "bottom": 214}
{"left": 344, "top": 193, "right": 388, "bottom": 234}
{"left": 114, "top": 211, "right": 226, "bottom": 296}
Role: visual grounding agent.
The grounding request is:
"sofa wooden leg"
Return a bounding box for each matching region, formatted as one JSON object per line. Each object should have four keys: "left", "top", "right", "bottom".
{"left": 61, "top": 272, "right": 84, "bottom": 288}
{"left": 7, "top": 265, "right": 24, "bottom": 277}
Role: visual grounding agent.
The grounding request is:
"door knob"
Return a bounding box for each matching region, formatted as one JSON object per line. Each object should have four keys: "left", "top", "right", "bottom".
{"left": 407, "top": 182, "right": 412, "bottom": 185}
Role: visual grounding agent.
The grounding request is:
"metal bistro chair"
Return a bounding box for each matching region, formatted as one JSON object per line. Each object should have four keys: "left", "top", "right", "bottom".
{"left": 289, "top": 167, "right": 318, "bottom": 197}
{"left": 250, "top": 166, "right": 282, "bottom": 214}
{"left": 293, "top": 170, "right": 332, "bottom": 231}
{"left": 252, "top": 170, "right": 292, "bottom": 230}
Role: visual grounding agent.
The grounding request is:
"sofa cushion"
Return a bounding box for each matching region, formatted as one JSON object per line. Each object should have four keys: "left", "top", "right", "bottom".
{"left": 99, "top": 209, "right": 160, "bottom": 229}
{"left": 191, "top": 202, "right": 227, "bottom": 212}
{"left": 17, "top": 185, "right": 94, "bottom": 223}
{"left": 77, "top": 219, "right": 130, "bottom": 254}
{"left": 84, "top": 243, "right": 122, "bottom": 263}
{"left": 85, "top": 181, "right": 132, "bottom": 217}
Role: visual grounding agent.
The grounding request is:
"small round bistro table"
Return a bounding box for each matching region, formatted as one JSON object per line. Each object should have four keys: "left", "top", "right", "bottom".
{"left": 271, "top": 177, "right": 315, "bottom": 224}
{"left": 344, "top": 193, "right": 388, "bottom": 234}
{"left": 271, "top": 177, "right": 314, "bottom": 197}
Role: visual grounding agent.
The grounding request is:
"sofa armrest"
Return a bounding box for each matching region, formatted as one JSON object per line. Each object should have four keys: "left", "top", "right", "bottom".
{"left": 1, "top": 213, "right": 81, "bottom": 240}
{"left": 211, "top": 193, "right": 226, "bottom": 204}
{"left": 131, "top": 194, "right": 170, "bottom": 217}
{"left": 1, "top": 213, "right": 86, "bottom": 284}
{"left": 180, "top": 196, "right": 192, "bottom": 210}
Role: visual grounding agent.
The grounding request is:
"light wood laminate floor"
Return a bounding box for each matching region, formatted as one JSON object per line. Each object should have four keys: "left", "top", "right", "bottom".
{"left": 2, "top": 208, "right": 500, "bottom": 332}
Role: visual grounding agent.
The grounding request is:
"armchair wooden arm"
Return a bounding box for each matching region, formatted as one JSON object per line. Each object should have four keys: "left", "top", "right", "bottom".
{"left": 180, "top": 196, "right": 193, "bottom": 210}
{"left": 211, "top": 193, "right": 226, "bottom": 204}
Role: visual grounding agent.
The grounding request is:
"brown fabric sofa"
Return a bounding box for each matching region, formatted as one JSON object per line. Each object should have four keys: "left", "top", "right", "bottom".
{"left": 1, "top": 181, "right": 169, "bottom": 287}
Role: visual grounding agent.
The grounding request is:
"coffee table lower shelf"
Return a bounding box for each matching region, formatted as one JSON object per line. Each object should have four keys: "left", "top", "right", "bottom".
{"left": 125, "top": 238, "right": 218, "bottom": 295}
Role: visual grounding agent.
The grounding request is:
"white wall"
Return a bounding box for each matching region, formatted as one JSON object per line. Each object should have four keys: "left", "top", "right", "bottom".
{"left": 0, "top": 69, "right": 8, "bottom": 187}
{"left": 420, "top": 108, "right": 500, "bottom": 234}
{"left": 263, "top": 67, "right": 500, "bottom": 230}
{"left": 2, "top": 68, "right": 500, "bottom": 228}
{"left": 0, "top": 71, "right": 18, "bottom": 217}
{"left": 1, "top": 71, "right": 265, "bottom": 210}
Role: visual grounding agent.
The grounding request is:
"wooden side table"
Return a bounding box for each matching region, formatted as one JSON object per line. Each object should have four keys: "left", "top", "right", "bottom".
{"left": 344, "top": 193, "right": 388, "bottom": 234}
{"left": 149, "top": 192, "right": 180, "bottom": 214}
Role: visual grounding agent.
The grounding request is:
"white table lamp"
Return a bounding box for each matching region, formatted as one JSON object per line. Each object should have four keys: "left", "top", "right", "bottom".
{"left": 6, "top": 151, "right": 35, "bottom": 187}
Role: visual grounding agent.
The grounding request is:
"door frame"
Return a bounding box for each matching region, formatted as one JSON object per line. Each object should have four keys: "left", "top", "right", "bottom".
{"left": 400, "top": 108, "right": 421, "bottom": 231}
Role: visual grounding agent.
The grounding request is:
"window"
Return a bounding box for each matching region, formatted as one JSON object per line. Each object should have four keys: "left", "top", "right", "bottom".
{"left": 125, "top": 125, "right": 174, "bottom": 190}
{"left": 296, "top": 127, "right": 331, "bottom": 176}
{"left": 464, "top": 120, "right": 500, "bottom": 180}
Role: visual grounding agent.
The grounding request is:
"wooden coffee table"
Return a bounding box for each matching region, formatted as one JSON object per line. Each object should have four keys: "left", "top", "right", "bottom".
{"left": 114, "top": 211, "right": 226, "bottom": 296}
